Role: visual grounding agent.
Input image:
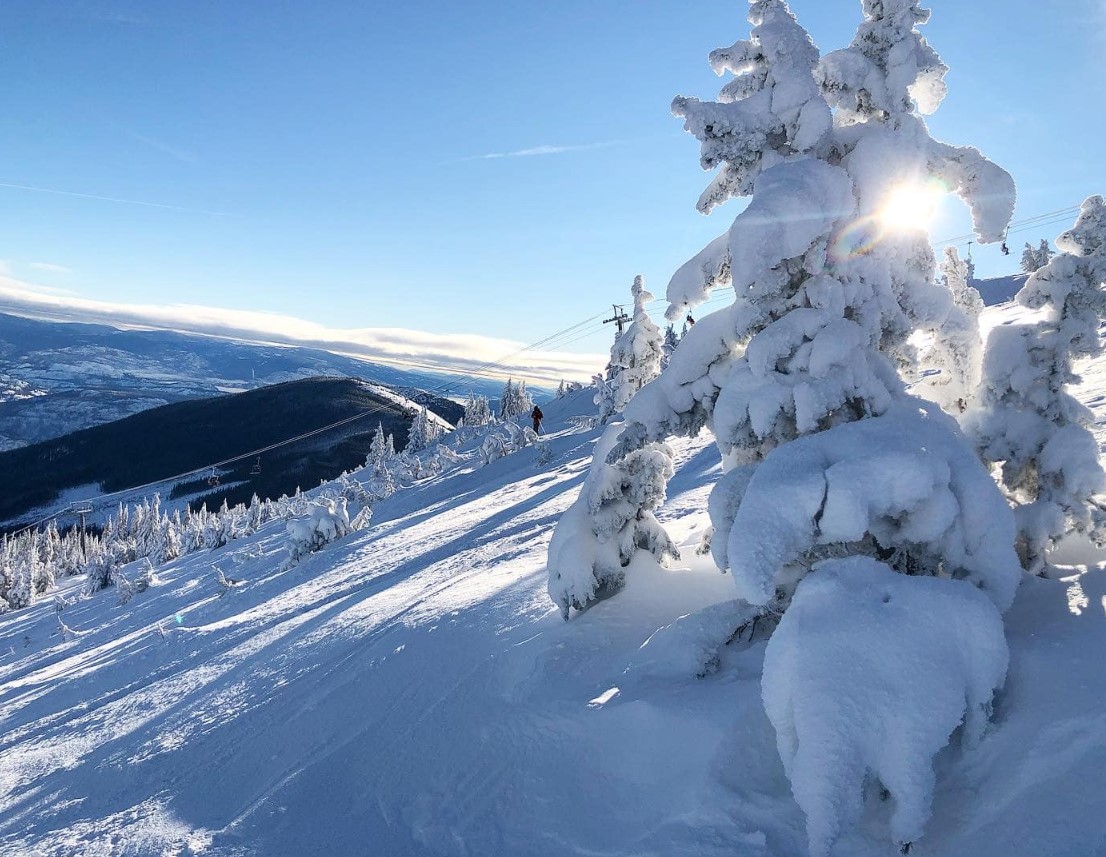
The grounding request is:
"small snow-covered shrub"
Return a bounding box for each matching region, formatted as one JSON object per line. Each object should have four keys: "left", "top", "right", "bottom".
{"left": 567, "top": 415, "right": 598, "bottom": 432}
{"left": 327, "top": 473, "right": 372, "bottom": 506}
{"left": 762, "top": 557, "right": 1008, "bottom": 857}
{"left": 113, "top": 559, "right": 159, "bottom": 607}
{"left": 547, "top": 425, "right": 679, "bottom": 618}
{"left": 478, "top": 422, "right": 537, "bottom": 466}
{"left": 284, "top": 498, "right": 353, "bottom": 566}
{"left": 480, "top": 432, "right": 509, "bottom": 465}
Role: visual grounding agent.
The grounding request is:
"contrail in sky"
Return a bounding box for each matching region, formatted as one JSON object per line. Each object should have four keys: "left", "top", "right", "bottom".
{"left": 0, "top": 181, "right": 228, "bottom": 216}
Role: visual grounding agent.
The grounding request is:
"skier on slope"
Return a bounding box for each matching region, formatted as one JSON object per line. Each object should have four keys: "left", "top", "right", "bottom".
{"left": 531, "top": 405, "right": 544, "bottom": 433}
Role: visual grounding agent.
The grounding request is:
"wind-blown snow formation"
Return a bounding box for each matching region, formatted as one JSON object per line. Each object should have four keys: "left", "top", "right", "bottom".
{"left": 763, "top": 557, "right": 1008, "bottom": 857}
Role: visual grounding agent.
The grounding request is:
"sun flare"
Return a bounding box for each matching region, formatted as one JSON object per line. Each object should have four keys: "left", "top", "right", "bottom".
{"left": 878, "top": 182, "right": 943, "bottom": 233}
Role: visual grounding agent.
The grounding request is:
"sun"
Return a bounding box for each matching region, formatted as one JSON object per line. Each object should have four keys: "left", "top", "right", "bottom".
{"left": 878, "top": 182, "right": 943, "bottom": 233}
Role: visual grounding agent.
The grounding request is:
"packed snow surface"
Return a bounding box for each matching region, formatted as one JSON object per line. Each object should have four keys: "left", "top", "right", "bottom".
{"left": 2, "top": 333, "right": 1106, "bottom": 855}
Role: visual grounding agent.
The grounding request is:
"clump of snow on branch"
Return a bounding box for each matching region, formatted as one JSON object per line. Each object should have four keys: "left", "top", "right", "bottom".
{"left": 762, "top": 557, "right": 1008, "bottom": 856}
{"left": 724, "top": 401, "right": 1021, "bottom": 613}
{"left": 969, "top": 195, "right": 1106, "bottom": 572}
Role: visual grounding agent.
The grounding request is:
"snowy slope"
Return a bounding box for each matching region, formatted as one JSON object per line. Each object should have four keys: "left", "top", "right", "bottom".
{"left": 2, "top": 307, "right": 1106, "bottom": 856}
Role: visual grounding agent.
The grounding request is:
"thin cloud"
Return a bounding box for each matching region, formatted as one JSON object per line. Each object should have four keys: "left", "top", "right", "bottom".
{"left": 452, "top": 140, "right": 622, "bottom": 164}
{"left": 0, "top": 278, "right": 604, "bottom": 388}
{"left": 28, "top": 262, "right": 74, "bottom": 275}
{"left": 0, "top": 182, "right": 227, "bottom": 217}
{"left": 127, "top": 132, "right": 199, "bottom": 165}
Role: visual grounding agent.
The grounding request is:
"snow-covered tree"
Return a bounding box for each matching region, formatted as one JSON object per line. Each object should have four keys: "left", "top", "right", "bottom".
{"left": 284, "top": 498, "right": 357, "bottom": 567}
{"left": 498, "top": 379, "right": 533, "bottom": 422}
{"left": 1020, "top": 242, "right": 1040, "bottom": 274}
{"left": 549, "top": 0, "right": 1015, "bottom": 621}
{"left": 661, "top": 324, "right": 680, "bottom": 369}
{"left": 463, "top": 392, "right": 494, "bottom": 427}
{"left": 549, "top": 6, "right": 1020, "bottom": 847}
{"left": 4, "top": 538, "right": 32, "bottom": 609}
{"left": 498, "top": 380, "right": 517, "bottom": 421}
{"left": 1020, "top": 238, "right": 1054, "bottom": 274}
{"left": 517, "top": 380, "right": 534, "bottom": 419}
{"left": 913, "top": 247, "right": 984, "bottom": 412}
{"left": 597, "top": 275, "right": 664, "bottom": 423}
{"left": 406, "top": 406, "right": 438, "bottom": 453}
{"left": 367, "top": 422, "right": 390, "bottom": 474}
{"left": 969, "top": 196, "right": 1106, "bottom": 573}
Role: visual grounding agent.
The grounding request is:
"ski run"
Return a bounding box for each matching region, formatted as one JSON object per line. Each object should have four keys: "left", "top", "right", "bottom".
{"left": 0, "top": 355, "right": 1104, "bottom": 856}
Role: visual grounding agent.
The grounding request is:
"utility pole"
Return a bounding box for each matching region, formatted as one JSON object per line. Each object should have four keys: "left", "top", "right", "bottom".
{"left": 72, "top": 506, "right": 93, "bottom": 563}
{"left": 603, "top": 304, "right": 630, "bottom": 339}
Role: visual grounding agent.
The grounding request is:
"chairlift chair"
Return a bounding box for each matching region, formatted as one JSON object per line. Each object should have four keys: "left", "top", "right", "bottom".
{"left": 207, "top": 468, "right": 220, "bottom": 487}
{"left": 250, "top": 457, "right": 262, "bottom": 476}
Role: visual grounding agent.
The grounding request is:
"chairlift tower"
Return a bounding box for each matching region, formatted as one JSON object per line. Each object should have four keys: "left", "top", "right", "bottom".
{"left": 603, "top": 304, "right": 630, "bottom": 340}
{"left": 71, "top": 505, "right": 93, "bottom": 562}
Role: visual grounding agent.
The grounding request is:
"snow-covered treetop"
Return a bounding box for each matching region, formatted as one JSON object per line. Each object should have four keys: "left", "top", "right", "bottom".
{"left": 1021, "top": 240, "right": 1054, "bottom": 274}
{"left": 1057, "top": 195, "right": 1106, "bottom": 263}
{"left": 665, "top": 0, "right": 1015, "bottom": 323}
{"left": 672, "top": 0, "right": 831, "bottom": 214}
{"left": 598, "top": 275, "right": 665, "bottom": 423}
{"left": 819, "top": 0, "right": 947, "bottom": 124}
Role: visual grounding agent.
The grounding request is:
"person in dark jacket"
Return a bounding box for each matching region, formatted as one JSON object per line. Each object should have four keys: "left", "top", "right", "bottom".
{"left": 531, "top": 405, "right": 544, "bottom": 433}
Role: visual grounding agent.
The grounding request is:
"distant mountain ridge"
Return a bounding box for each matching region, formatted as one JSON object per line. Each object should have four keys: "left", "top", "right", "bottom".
{"left": 0, "top": 376, "right": 461, "bottom": 529}
{"left": 0, "top": 312, "right": 506, "bottom": 450}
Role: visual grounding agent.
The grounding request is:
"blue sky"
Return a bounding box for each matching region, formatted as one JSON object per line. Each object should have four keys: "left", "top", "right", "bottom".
{"left": 0, "top": 0, "right": 1103, "bottom": 371}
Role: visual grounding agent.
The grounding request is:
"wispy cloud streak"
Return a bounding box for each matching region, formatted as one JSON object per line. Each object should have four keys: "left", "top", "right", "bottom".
{"left": 127, "top": 132, "right": 199, "bottom": 165}
{"left": 451, "top": 140, "right": 622, "bottom": 163}
{"left": 0, "top": 182, "right": 227, "bottom": 216}
{"left": 28, "top": 262, "right": 73, "bottom": 275}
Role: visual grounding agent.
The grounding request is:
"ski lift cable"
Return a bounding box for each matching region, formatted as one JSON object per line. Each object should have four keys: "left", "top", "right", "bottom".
{"left": 63, "top": 404, "right": 403, "bottom": 514}
{"left": 934, "top": 204, "right": 1082, "bottom": 248}
{"left": 6, "top": 508, "right": 75, "bottom": 539}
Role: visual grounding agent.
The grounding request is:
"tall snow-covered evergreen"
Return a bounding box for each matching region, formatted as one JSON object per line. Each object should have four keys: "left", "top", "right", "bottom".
{"left": 970, "top": 196, "right": 1106, "bottom": 573}
{"left": 661, "top": 324, "right": 680, "bottom": 369}
{"left": 549, "top": 6, "right": 1021, "bottom": 849}
{"left": 498, "top": 379, "right": 534, "bottom": 422}
{"left": 548, "top": 0, "right": 1016, "bottom": 620}
{"left": 368, "top": 422, "right": 391, "bottom": 474}
{"left": 406, "top": 406, "right": 440, "bottom": 453}
{"left": 596, "top": 275, "right": 664, "bottom": 424}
